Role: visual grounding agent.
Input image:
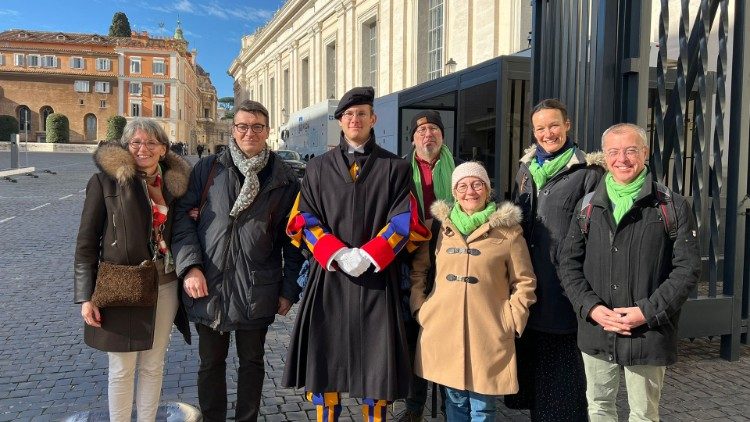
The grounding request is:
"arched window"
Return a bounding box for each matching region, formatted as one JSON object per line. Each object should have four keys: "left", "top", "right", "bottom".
{"left": 84, "top": 114, "right": 97, "bottom": 142}
{"left": 40, "top": 106, "right": 54, "bottom": 131}
{"left": 18, "top": 106, "right": 31, "bottom": 131}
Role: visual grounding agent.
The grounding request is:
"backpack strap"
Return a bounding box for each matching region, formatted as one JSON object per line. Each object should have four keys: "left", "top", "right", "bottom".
{"left": 653, "top": 182, "right": 678, "bottom": 241}
{"left": 577, "top": 191, "right": 596, "bottom": 237}
{"left": 199, "top": 157, "right": 218, "bottom": 217}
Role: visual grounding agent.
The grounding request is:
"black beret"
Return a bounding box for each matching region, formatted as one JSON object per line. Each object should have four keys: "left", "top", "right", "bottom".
{"left": 334, "top": 86, "right": 375, "bottom": 120}
{"left": 409, "top": 110, "right": 445, "bottom": 139}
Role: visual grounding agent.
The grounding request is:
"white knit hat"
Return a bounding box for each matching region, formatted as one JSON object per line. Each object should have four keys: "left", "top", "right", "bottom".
{"left": 451, "top": 161, "right": 491, "bottom": 192}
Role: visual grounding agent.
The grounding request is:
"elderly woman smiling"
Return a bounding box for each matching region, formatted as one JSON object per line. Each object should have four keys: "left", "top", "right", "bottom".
{"left": 74, "top": 118, "right": 191, "bottom": 421}
{"left": 409, "top": 161, "right": 537, "bottom": 421}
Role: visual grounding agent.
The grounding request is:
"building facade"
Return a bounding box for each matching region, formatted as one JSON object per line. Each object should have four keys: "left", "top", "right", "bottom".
{"left": 0, "top": 27, "right": 216, "bottom": 147}
{"left": 228, "top": 0, "right": 532, "bottom": 144}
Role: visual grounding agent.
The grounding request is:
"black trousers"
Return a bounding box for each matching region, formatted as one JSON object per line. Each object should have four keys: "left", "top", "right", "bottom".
{"left": 196, "top": 323, "right": 269, "bottom": 422}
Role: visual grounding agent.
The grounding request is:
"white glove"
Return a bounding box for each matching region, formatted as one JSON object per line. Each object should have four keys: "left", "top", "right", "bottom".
{"left": 337, "top": 248, "right": 371, "bottom": 277}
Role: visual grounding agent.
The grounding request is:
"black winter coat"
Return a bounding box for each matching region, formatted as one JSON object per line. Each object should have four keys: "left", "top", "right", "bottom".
{"left": 513, "top": 146, "right": 605, "bottom": 333}
{"left": 171, "top": 150, "right": 304, "bottom": 332}
{"left": 74, "top": 143, "right": 192, "bottom": 352}
{"left": 558, "top": 171, "right": 701, "bottom": 366}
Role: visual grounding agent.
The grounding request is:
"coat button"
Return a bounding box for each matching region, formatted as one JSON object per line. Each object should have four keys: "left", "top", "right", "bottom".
{"left": 611, "top": 246, "right": 618, "bottom": 252}
{"left": 611, "top": 284, "right": 619, "bottom": 290}
{"left": 608, "top": 354, "right": 614, "bottom": 361}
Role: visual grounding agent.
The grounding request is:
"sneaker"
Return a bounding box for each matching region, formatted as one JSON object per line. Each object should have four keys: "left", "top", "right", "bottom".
{"left": 396, "top": 409, "right": 423, "bottom": 422}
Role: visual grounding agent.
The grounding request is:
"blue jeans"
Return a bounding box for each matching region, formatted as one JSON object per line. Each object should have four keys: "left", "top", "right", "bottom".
{"left": 444, "top": 387, "right": 497, "bottom": 421}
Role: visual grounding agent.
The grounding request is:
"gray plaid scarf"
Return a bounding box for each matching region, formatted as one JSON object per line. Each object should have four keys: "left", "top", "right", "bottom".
{"left": 228, "top": 139, "right": 270, "bottom": 217}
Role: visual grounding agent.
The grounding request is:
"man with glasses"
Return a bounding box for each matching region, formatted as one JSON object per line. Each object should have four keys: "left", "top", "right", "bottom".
{"left": 559, "top": 123, "right": 700, "bottom": 421}
{"left": 397, "top": 110, "right": 459, "bottom": 421}
{"left": 283, "top": 86, "right": 430, "bottom": 421}
{"left": 172, "top": 100, "right": 304, "bottom": 421}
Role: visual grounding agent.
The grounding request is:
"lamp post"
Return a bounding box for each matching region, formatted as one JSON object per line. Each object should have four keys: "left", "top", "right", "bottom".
{"left": 444, "top": 58, "right": 457, "bottom": 75}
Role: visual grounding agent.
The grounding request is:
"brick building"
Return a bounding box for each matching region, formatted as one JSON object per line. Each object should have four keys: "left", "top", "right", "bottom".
{"left": 0, "top": 25, "right": 216, "bottom": 147}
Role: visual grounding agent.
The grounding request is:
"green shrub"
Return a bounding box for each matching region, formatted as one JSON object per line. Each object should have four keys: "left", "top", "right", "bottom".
{"left": 46, "top": 113, "right": 69, "bottom": 143}
{"left": 0, "top": 115, "right": 19, "bottom": 142}
{"left": 106, "top": 115, "right": 127, "bottom": 141}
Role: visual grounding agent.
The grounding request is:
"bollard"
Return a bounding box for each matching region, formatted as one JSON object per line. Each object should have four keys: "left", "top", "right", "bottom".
{"left": 10, "top": 133, "right": 19, "bottom": 169}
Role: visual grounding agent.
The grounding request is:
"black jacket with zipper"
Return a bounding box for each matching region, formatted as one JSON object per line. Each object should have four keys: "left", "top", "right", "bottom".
{"left": 513, "top": 145, "right": 605, "bottom": 333}
{"left": 74, "top": 143, "right": 192, "bottom": 352}
{"left": 171, "top": 149, "right": 304, "bottom": 332}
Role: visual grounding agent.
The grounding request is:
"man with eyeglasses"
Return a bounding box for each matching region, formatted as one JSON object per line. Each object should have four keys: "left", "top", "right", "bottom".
{"left": 559, "top": 123, "right": 700, "bottom": 421}
{"left": 172, "top": 100, "right": 304, "bottom": 421}
{"left": 397, "top": 110, "right": 459, "bottom": 421}
{"left": 283, "top": 86, "right": 430, "bottom": 421}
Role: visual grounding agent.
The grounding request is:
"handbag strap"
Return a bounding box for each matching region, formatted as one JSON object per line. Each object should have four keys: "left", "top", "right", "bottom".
{"left": 199, "top": 157, "right": 219, "bottom": 214}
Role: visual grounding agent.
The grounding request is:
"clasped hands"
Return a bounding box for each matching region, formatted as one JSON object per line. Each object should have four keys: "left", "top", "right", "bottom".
{"left": 334, "top": 248, "right": 372, "bottom": 277}
{"left": 589, "top": 304, "right": 646, "bottom": 336}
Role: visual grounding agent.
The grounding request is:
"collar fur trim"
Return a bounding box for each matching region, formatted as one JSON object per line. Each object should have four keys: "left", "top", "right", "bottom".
{"left": 430, "top": 200, "right": 522, "bottom": 228}
{"left": 93, "top": 142, "right": 191, "bottom": 197}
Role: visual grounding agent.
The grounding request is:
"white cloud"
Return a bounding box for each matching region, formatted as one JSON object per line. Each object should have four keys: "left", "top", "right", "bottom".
{"left": 0, "top": 9, "right": 20, "bottom": 16}
{"left": 174, "top": 0, "right": 196, "bottom": 13}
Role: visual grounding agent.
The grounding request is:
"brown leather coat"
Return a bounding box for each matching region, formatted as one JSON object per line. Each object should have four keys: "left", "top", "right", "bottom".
{"left": 410, "top": 200, "right": 537, "bottom": 395}
{"left": 74, "top": 143, "right": 191, "bottom": 352}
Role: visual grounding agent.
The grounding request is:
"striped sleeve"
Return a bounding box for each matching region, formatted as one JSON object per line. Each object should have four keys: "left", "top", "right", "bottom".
{"left": 286, "top": 193, "right": 346, "bottom": 268}
{"left": 361, "top": 193, "right": 431, "bottom": 271}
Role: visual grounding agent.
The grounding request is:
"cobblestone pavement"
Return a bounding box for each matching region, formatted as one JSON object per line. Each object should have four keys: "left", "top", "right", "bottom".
{"left": 1, "top": 152, "right": 749, "bottom": 421}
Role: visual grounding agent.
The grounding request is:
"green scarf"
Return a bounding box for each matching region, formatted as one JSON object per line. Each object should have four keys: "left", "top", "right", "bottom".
{"left": 605, "top": 168, "right": 648, "bottom": 225}
{"left": 412, "top": 145, "right": 455, "bottom": 211}
{"left": 450, "top": 201, "right": 497, "bottom": 236}
{"left": 527, "top": 147, "right": 575, "bottom": 189}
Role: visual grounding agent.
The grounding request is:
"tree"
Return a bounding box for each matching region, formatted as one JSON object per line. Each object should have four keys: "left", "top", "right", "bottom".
{"left": 106, "top": 116, "right": 127, "bottom": 141}
{"left": 109, "top": 12, "right": 132, "bottom": 37}
{"left": 46, "top": 113, "right": 69, "bottom": 143}
{"left": 0, "top": 115, "right": 19, "bottom": 142}
{"left": 218, "top": 96, "right": 234, "bottom": 110}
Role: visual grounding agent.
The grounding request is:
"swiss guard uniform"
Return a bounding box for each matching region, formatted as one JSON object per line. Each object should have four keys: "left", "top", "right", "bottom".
{"left": 283, "top": 87, "right": 430, "bottom": 421}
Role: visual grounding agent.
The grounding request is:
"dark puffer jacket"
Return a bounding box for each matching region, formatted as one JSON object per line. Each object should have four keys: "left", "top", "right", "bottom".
{"left": 513, "top": 145, "right": 605, "bottom": 333}
{"left": 558, "top": 171, "right": 701, "bottom": 366}
{"left": 171, "top": 150, "right": 304, "bottom": 332}
{"left": 74, "top": 143, "right": 192, "bottom": 352}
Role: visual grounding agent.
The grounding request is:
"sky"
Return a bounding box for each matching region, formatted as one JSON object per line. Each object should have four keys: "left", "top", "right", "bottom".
{"left": 0, "top": 0, "right": 286, "bottom": 98}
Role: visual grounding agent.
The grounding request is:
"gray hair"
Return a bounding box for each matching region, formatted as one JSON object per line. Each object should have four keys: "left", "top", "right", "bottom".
{"left": 601, "top": 123, "right": 648, "bottom": 149}
{"left": 120, "top": 118, "right": 171, "bottom": 148}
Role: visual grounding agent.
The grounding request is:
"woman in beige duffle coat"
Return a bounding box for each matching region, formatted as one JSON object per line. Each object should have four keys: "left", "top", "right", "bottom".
{"left": 410, "top": 161, "right": 537, "bottom": 421}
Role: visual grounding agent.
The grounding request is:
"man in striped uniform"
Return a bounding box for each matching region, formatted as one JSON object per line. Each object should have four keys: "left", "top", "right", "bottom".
{"left": 283, "top": 86, "right": 430, "bottom": 422}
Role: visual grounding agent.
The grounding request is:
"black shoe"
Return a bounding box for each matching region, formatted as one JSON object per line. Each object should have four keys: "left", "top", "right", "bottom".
{"left": 396, "top": 409, "right": 423, "bottom": 422}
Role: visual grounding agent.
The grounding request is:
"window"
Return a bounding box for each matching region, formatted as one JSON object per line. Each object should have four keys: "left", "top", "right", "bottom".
{"left": 259, "top": 84, "right": 263, "bottom": 104}
{"left": 0, "top": 54, "right": 5, "bottom": 66}
{"left": 301, "top": 57, "right": 310, "bottom": 108}
{"left": 74, "top": 80, "right": 89, "bottom": 92}
{"left": 96, "top": 58, "right": 111, "bottom": 71}
{"left": 131, "top": 102, "right": 141, "bottom": 117}
{"left": 283, "top": 69, "right": 290, "bottom": 118}
{"left": 18, "top": 106, "right": 31, "bottom": 130}
{"left": 99, "top": 100, "right": 107, "bottom": 108}
{"left": 27, "top": 54, "right": 40, "bottom": 67}
{"left": 94, "top": 81, "right": 110, "bottom": 93}
{"left": 14, "top": 53, "right": 25, "bottom": 66}
{"left": 70, "top": 57, "right": 84, "bottom": 70}
{"left": 130, "top": 57, "right": 141, "bottom": 74}
{"left": 362, "top": 20, "right": 378, "bottom": 91}
{"left": 153, "top": 59, "right": 165, "bottom": 75}
{"left": 427, "top": 0, "right": 444, "bottom": 80}
{"left": 154, "top": 103, "right": 164, "bottom": 118}
{"left": 153, "top": 83, "right": 165, "bottom": 96}
{"left": 204, "top": 108, "right": 209, "bottom": 118}
{"left": 269, "top": 77, "right": 275, "bottom": 127}
{"left": 42, "top": 55, "right": 57, "bottom": 68}
{"left": 326, "top": 42, "right": 337, "bottom": 99}
{"left": 129, "top": 82, "right": 142, "bottom": 95}
{"left": 40, "top": 106, "right": 54, "bottom": 130}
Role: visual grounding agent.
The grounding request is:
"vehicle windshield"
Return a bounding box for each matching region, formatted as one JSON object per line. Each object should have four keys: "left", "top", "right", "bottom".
{"left": 276, "top": 150, "right": 301, "bottom": 161}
